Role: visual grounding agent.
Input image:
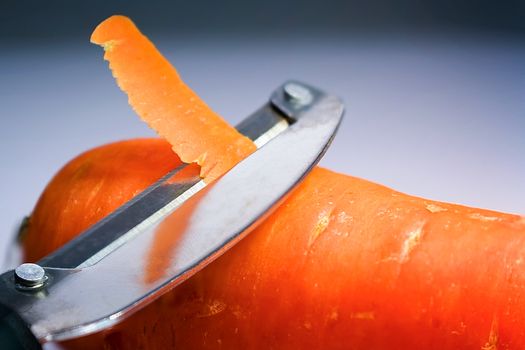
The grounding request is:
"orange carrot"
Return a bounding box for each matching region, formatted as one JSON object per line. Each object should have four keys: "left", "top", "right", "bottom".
{"left": 22, "top": 138, "right": 188, "bottom": 262}
{"left": 22, "top": 140, "right": 525, "bottom": 349}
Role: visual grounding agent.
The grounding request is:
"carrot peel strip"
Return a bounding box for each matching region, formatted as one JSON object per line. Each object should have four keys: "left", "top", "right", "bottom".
{"left": 90, "top": 15, "right": 256, "bottom": 182}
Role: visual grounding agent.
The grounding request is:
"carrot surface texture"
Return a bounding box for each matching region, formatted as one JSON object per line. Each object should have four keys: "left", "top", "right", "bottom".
{"left": 22, "top": 15, "right": 525, "bottom": 350}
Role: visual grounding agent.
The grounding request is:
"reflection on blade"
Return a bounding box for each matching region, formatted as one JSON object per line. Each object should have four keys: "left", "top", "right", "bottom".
{"left": 80, "top": 165, "right": 204, "bottom": 269}
{"left": 143, "top": 186, "right": 200, "bottom": 284}
{"left": 253, "top": 117, "right": 288, "bottom": 148}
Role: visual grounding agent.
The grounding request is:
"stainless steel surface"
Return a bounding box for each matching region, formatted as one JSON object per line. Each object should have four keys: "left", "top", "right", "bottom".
{"left": 0, "top": 81, "right": 344, "bottom": 342}
{"left": 14, "top": 263, "right": 47, "bottom": 290}
{"left": 283, "top": 82, "right": 313, "bottom": 106}
{"left": 39, "top": 88, "right": 292, "bottom": 270}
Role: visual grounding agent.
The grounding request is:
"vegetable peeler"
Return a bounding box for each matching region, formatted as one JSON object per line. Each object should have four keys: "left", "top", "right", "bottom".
{"left": 0, "top": 81, "right": 344, "bottom": 349}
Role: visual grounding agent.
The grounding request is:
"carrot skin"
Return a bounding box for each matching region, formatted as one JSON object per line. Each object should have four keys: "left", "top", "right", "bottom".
{"left": 23, "top": 139, "right": 525, "bottom": 349}
{"left": 22, "top": 139, "right": 185, "bottom": 262}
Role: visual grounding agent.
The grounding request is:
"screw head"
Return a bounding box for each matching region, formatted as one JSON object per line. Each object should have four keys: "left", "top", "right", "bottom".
{"left": 14, "top": 263, "right": 47, "bottom": 290}
{"left": 283, "top": 83, "right": 313, "bottom": 106}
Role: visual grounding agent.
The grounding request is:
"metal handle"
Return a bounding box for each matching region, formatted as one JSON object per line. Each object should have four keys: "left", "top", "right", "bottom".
{"left": 0, "top": 302, "right": 41, "bottom": 350}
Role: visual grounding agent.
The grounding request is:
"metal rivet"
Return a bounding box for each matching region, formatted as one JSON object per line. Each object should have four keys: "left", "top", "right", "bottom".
{"left": 14, "top": 263, "right": 47, "bottom": 290}
{"left": 283, "top": 83, "right": 313, "bottom": 106}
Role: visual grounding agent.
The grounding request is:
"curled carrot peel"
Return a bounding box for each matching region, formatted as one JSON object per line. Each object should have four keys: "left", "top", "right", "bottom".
{"left": 90, "top": 15, "right": 256, "bottom": 182}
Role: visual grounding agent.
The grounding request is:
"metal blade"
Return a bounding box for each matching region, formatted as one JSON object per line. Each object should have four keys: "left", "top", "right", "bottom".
{"left": 0, "top": 81, "right": 344, "bottom": 342}
{"left": 39, "top": 104, "right": 288, "bottom": 269}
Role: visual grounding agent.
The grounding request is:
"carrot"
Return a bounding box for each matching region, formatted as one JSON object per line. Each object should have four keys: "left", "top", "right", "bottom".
{"left": 23, "top": 140, "right": 525, "bottom": 349}
{"left": 22, "top": 15, "right": 525, "bottom": 349}
{"left": 90, "top": 15, "right": 256, "bottom": 181}
{"left": 22, "top": 138, "right": 190, "bottom": 262}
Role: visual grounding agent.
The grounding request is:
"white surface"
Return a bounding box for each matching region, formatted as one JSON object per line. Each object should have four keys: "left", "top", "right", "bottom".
{"left": 0, "top": 35, "right": 524, "bottom": 265}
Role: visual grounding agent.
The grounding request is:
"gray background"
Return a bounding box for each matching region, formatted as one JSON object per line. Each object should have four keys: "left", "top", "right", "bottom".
{"left": 1, "top": 1, "right": 524, "bottom": 263}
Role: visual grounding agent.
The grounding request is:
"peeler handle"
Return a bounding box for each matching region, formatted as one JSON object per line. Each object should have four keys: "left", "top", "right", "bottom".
{"left": 0, "top": 302, "right": 41, "bottom": 349}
